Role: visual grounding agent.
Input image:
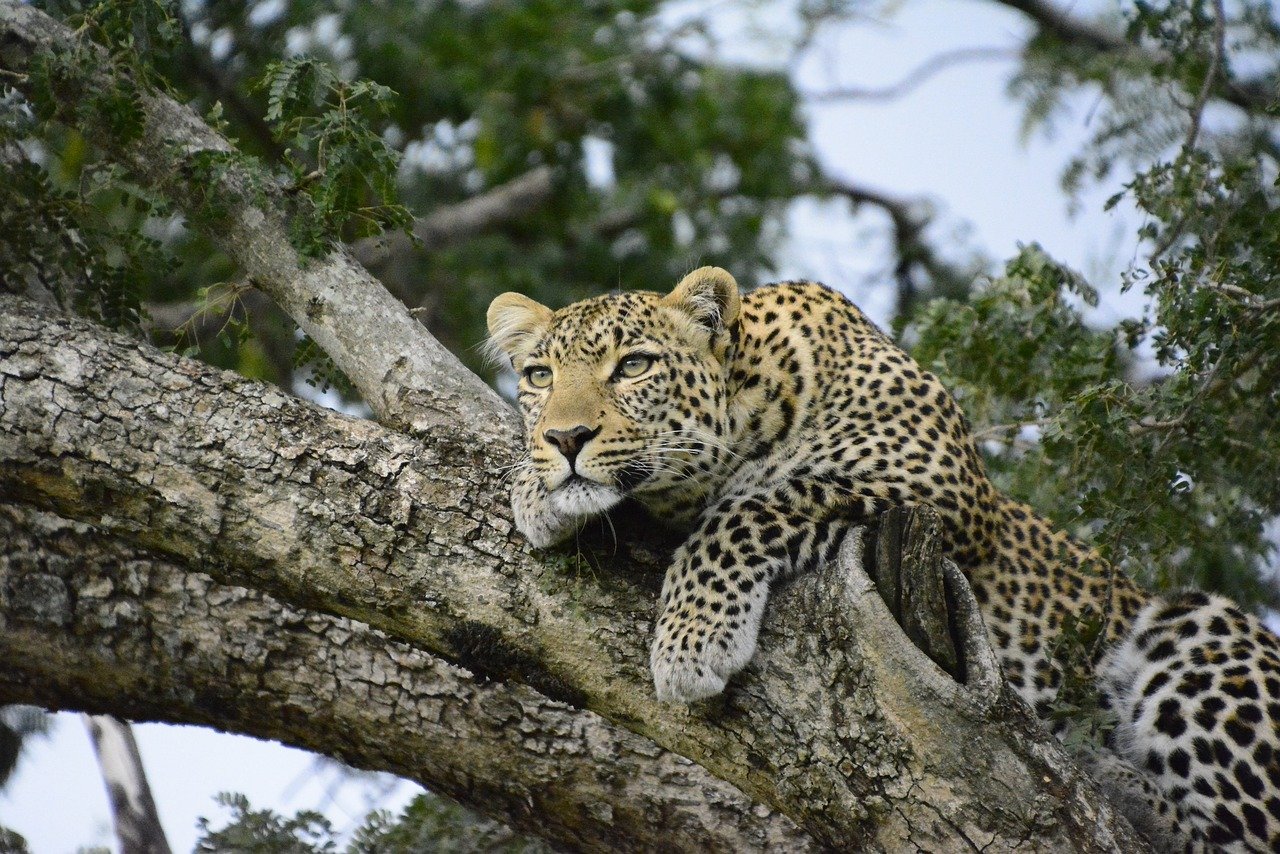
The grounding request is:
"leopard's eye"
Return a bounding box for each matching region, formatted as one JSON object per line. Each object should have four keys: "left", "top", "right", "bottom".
{"left": 616, "top": 353, "right": 655, "bottom": 379}
{"left": 523, "top": 365, "right": 553, "bottom": 388}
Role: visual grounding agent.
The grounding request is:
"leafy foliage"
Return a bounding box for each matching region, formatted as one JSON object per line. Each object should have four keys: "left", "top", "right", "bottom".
{"left": 195, "top": 793, "right": 338, "bottom": 853}
{"left": 0, "top": 123, "right": 154, "bottom": 330}
{"left": 141, "top": 0, "right": 814, "bottom": 366}
{"left": 0, "top": 4, "right": 182, "bottom": 334}
{"left": 1044, "top": 613, "right": 1118, "bottom": 750}
{"left": 194, "top": 792, "right": 549, "bottom": 854}
{"left": 293, "top": 334, "right": 356, "bottom": 397}
{"left": 349, "top": 795, "right": 550, "bottom": 854}
{"left": 8, "top": 2, "right": 419, "bottom": 381}
{"left": 0, "top": 825, "right": 31, "bottom": 854}
{"left": 257, "top": 57, "right": 412, "bottom": 255}
{"left": 914, "top": 1, "right": 1280, "bottom": 606}
{"left": 9, "top": 0, "right": 817, "bottom": 390}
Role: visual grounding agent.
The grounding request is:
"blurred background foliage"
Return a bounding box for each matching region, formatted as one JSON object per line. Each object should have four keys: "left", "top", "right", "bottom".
{"left": 192, "top": 791, "right": 552, "bottom": 853}
{"left": 910, "top": 2, "right": 1280, "bottom": 607}
{"left": 7, "top": 0, "right": 820, "bottom": 384}
{"left": 1, "top": 0, "right": 1279, "bottom": 847}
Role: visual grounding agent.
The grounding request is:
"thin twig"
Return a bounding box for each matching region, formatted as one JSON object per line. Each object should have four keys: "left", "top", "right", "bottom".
{"left": 825, "top": 176, "right": 975, "bottom": 311}
{"left": 805, "top": 47, "right": 1017, "bottom": 103}
{"left": 1148, "top": 0, "right": 1228, "bottom": 266}
{"left": 1182, "top": 0, "right": 1227, "bottom": 153}
{"left": 351, "top": 166, "right": 556, "bottom": 270}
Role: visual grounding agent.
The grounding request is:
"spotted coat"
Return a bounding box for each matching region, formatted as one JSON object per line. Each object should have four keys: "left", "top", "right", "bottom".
{"left": 486, "top": 267, "right": 1280, "bottom": 851}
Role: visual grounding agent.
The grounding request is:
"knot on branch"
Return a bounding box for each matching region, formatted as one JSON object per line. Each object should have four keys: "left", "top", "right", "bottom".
{"left": 773, "top": 508, "right": 1003, "bottom": 708}
{"left": 865, "top": 506, "right": 962, "bottom": 680}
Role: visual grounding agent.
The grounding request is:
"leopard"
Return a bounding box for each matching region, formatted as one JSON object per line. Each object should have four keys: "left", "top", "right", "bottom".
{"left": 486, "top": 266, "right": 1280, "bottom": 851}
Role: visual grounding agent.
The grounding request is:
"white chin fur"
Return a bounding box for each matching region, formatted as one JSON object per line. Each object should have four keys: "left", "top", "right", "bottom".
{"left": 548, "top": 478, "right": 623, "bottom": 517}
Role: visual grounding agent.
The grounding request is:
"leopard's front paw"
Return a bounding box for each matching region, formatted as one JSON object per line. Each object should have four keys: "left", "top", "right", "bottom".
{"left": 651, "top": 645, "right": 731, "bottom": 703}
{"left": 649, "top": 612, "right": 762, "bottom": 703}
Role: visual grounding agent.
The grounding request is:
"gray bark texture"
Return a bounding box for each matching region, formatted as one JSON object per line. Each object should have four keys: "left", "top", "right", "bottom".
{"left": 0, "top": 296, "right": 1146, "bottom": 852}
{"left": 0, "top": 3, "right": 1148, "bottom": 850}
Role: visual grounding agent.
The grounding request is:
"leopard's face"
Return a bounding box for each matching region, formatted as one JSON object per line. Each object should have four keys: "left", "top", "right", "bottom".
{"left": 487, "top": 270, "right": 741, "bottom": 522}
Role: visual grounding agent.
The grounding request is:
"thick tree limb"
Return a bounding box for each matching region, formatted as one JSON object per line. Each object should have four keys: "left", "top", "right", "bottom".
{"left": 0, "top": 296, "right": 1147, "bottom": 850}
{"left": 0, "top": 503, "right": 806, "bottom": 852}
{"left": 0, "top": 0, "right": 508, "bottom": 442}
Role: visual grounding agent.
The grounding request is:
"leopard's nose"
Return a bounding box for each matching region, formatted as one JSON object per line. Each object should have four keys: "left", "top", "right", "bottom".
{"left": 544, "top": 425, "right": 601, "bottom": 465}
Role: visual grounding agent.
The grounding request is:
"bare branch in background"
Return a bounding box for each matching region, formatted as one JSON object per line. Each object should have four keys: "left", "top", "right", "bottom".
{"left": 84, "top": 715, "right": 172, "bottom": 854}
{"left": 805, "top": 47, "right": 1017, "bottom": 103}
{"left": 826, "top": 177, "right": 975, "bottom": 313}
{"left": 352, "top": 165, "right": 557, "bottom": 272}
{"left": 1182, "top": 0, "right": 1227, "bottom": 152}
{"left": 174, "top": 10, "right": 285, "bottom": 162}
{"left": 992, "top": 0, "right": 1273, "bottom": 115}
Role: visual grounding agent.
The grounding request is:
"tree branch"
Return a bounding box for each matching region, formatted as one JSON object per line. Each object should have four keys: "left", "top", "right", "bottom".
{"left": 825, "top": 177, "right": 975, "bottom": 312}
{"left": 351, "top": 166, "right": 556, "bottom": 272}
{"left": 805, "top": 47, "right": 1017, "bottom": 103}
{"left": 0, "top": 502, "right": 807, "bottom": 852}
{"left": 1180, "top": 0, "right": 1227, "bottom": 152}
{"left": 173, "top": 9, "right": 285, "bottom": 163}
{"left": 0, "top": 0, "right": 507, "bottom": 441}
{"left": 0, "top": 295, "right": 1148, "bottom": 850}
{"left": 83, "top": 714, "right": 173, "bottom": 854}
{"left": 992, "top": 0, "right": 1272, "bottom": 115}
{"left": 143, "top": 166, "right": 555, "bottom": 370}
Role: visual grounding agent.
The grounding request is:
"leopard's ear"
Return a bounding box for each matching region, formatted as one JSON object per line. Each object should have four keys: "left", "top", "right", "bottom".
{"left": 486, "top": 292, "right": 553, "bottom": 367}
{"left": 662, "top": 266, "right": 741, "bottom": 331}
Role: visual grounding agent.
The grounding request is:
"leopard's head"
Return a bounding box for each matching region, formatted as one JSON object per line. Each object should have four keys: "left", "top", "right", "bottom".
{"left": 486, "top": 267, "right": 741, "bottom": 520}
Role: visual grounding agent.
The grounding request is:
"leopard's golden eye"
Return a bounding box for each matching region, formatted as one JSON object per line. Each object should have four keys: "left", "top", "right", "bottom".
{"left": 523, "top": 365, "right": 553, "bottom": 388}
{"left": 616, "top": 353, "right": 655, "bottom": 379}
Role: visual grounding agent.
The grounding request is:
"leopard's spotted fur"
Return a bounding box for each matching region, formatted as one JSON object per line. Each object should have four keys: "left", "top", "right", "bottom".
{"left": 487, "top": 268, "right": 1280, "bottom": 850}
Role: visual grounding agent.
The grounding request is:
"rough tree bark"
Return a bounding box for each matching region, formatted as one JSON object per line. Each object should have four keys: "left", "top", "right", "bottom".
{"left": 0, "top": 3, "right": 1148, "bottom": 851}
{"left": 0, "top": 295, "right": 1148, "bottom": 850}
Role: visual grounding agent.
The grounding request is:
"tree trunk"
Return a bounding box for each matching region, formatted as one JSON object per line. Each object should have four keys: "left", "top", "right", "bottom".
{"left": 83, "top": 714, "right": 173, "bottom": 854}
{"left": 0, "top": 3, "right": 1147, "bottom": 850}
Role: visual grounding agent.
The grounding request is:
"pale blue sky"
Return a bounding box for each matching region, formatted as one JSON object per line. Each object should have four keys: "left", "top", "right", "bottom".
{"left": 1, "top": 2, "right": 1164, "bottom": 851}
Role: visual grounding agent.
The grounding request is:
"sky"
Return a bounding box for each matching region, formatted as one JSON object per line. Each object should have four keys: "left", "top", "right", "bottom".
{"left": 665, "top": 0, "right": 1143, "bottom": 327}
{"left": 0, "top": 719, "right": 421, "bottom": 853}
{"left": 0, "top": 1, "right": 1197, "bottom": 851}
